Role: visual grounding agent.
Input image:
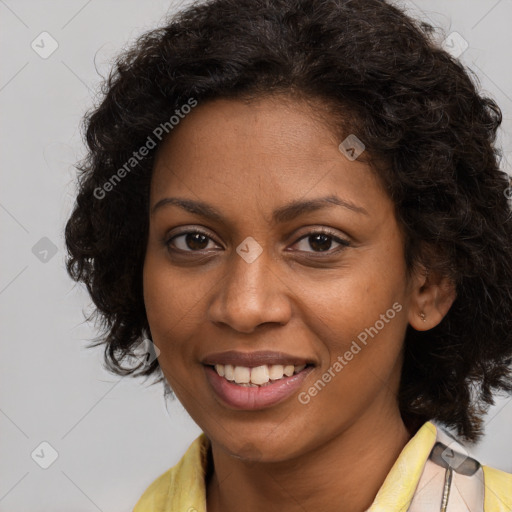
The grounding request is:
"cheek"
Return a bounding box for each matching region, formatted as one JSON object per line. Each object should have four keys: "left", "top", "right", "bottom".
{"left": 143, "top": 258, "right": 173, "bottom": 334}
{"left": 142, "top": 253, "right": 190, "bottom": 363}
{"left": 143, "top": 248, "right": 203, "bottom": 332}
{"left": 299, "top": 256, "right": 406, "bottom": 345}
{"left": 307, "top": 284, "right": 406, "bottom": 384}
{"left": 142, "top": 259, "right": 198, "bottom": 400}
{"left": 296, "top": 245, "right": 408, "bottom": 392}
{"left": 299, "top": 300, "right": 406, "bottom": 430}
{"left": 142, "top": 250, "right": 218, "bottom": 390}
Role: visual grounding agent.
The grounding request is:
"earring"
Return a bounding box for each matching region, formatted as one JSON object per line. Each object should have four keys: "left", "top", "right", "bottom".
{"left": 419, "top": 312, "right": 427, "bottom": 322}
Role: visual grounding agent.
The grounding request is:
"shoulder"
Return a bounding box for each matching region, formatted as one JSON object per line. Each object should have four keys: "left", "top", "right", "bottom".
{"left": 482, "top": 464, "right": 512, "bottom": 511}
{"left": 407, "top": 422, "right": 512, "bottom": 512}
{"left": 132, "top": 466, "right": 174, "bottom": 512}
{"left": 133, "top": 433, "right": 210, "bottom": 512}
{"left": 432, "top": 423, "right": 512, "bottom": 510}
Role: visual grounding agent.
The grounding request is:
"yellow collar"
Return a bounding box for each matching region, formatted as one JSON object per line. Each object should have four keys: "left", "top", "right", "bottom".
{"left": 367, "top": 421, "right": 437, "bottom": 511}
{"left": 133, "top": 420, "right": 511, "bottom": 511}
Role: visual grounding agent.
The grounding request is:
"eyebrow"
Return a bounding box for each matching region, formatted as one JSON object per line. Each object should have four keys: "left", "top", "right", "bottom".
{"left": 151, "top": 194, "right": 369, "bottom": 223}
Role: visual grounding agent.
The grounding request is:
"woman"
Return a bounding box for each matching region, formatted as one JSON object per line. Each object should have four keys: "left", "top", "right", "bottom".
{"left": 64, "top": 0, "right": 512, "bottom": 510}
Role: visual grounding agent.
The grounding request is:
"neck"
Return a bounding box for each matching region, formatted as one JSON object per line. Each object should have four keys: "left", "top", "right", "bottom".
{"left": 206, "top": 406, "right": 413, "bottom": 512}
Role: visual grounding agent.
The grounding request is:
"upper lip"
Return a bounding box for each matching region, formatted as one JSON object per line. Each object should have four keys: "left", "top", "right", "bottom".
{"left": 202, "top": 350, "right": 315, "bottom": 368}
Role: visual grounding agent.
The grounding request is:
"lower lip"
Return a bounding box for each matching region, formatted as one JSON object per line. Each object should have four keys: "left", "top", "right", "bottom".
{"left": 204, "top": 365, "right": 314, "bottom": 410}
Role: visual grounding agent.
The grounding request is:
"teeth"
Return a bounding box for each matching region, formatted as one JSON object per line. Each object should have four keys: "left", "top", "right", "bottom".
{"left": 213, "top": 363, "right": 308, "bottom": 385}
{"left": 250, "top": 365, "right": 270, "bottom": 385}
{"left": 283, "top": 365, "right": 295, "bottom": 377}
{"left": 224, "top": 364, "right": 234, "bottom": 381}
{"left": 268, "top": 364, "right": 284, "bottom": 380}
{"left": 234, "top": 366, "right": 250, "bottom": 384}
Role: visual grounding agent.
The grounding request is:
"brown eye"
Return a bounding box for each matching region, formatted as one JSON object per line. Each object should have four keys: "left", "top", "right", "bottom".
{"left": 307, "top": 234, "right": 333, "bottom": 252}
{"left": 294, "top": 231, "right": 350, "bottom": 254}
{"left": 167, "top": 231, "right": 217, "bottom": 252}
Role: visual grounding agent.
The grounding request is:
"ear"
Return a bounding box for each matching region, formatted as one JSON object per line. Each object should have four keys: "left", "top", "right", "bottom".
{"left": 408, "top": 266, "right": 457, "bottom": 331}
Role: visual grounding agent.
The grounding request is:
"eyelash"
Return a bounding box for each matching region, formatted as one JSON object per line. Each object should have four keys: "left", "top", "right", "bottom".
{"left": 164, "top": 228, "right": 351, "bottom": 256}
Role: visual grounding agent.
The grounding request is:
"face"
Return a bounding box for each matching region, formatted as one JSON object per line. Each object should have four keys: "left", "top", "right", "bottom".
{"left": 143, "top": 95, "right": 418, "bottom": 462}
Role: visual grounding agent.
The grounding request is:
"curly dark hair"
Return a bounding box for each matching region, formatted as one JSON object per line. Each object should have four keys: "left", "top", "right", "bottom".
{"left": 64, "top": 0, "right": 512, "bottom": 441}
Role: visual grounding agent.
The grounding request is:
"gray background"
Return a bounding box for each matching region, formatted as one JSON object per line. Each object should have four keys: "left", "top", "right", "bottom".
{"left": 1, "top": 0, "right": 511, "bottom": 510}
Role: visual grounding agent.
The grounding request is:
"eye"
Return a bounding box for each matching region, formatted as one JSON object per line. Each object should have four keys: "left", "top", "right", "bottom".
{"left": 292, "top": 230, "right": 350, "bottom": 254}
{"left": 166, "top": 230, "right": 220, "bottom": 252}
{"left": 164, "top": 228, "right": 350, "bottom": 255}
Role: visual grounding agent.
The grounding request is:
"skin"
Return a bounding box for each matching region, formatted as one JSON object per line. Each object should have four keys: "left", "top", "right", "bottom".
{"left": 143, "top": 95, "right": 456, "bottom": 512}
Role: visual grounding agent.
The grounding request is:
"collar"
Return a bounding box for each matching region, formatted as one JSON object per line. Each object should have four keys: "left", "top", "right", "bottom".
{"left": 367, "top": 421, "right": 437, "bottom": 511}
{"left": 134, "top": 421, "right": 441, "bottom": 512}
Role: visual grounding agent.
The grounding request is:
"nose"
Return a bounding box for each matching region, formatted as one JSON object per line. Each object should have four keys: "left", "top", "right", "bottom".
{"left": 207, "top": 245, "right": 292, "bottom": 333}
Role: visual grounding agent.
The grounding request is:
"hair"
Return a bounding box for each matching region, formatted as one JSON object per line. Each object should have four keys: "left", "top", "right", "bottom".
{"left": 64, "top": 0, "right": 512, "bottom": 441}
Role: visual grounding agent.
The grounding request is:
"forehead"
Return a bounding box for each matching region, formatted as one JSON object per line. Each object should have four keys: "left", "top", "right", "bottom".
{"left": 150, "top": 96, "right": 389, "bottom": 221}
{"left": 154, "top": 95, "right": 340, "bottom": 164}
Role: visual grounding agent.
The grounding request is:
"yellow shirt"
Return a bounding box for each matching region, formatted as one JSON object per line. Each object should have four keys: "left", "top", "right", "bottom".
{"left": 133, "top": 421, "right": 512, "bottom": 511}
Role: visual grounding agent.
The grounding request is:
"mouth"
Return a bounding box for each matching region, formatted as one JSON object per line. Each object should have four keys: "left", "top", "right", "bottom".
{"left": 203, "top": 353, "right": 316, "bottom": 410}
{"left": 207, "top": 362, "right": 312, "bottom": 387}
